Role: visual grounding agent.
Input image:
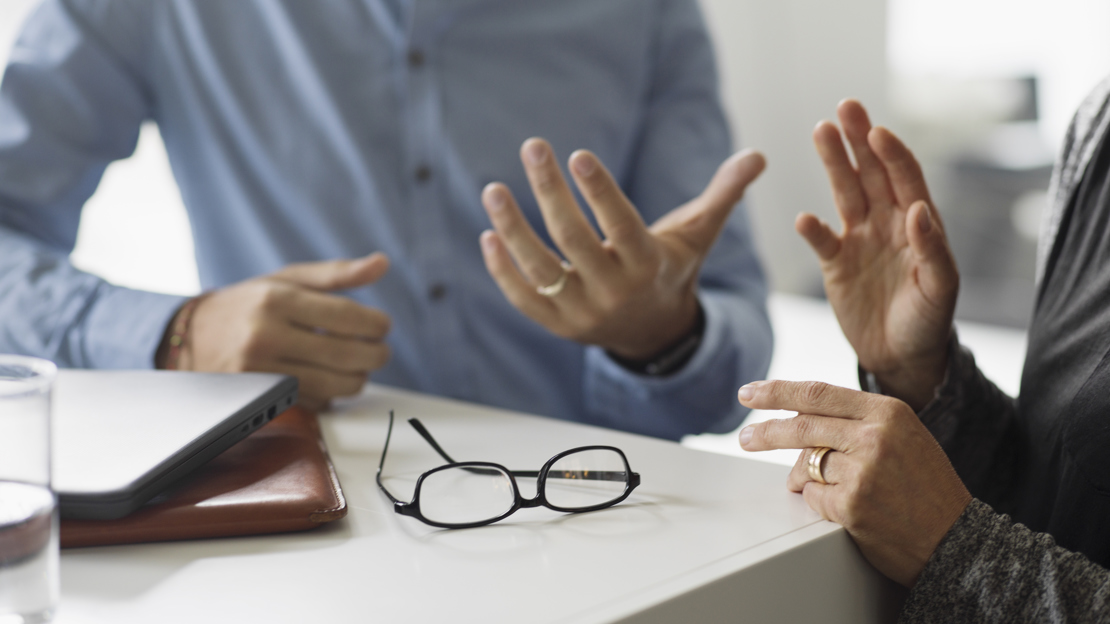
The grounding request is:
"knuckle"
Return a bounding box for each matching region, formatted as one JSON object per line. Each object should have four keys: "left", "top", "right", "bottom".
{"left": 748, "top": 424, "right": 769, "bottom": 448}
{"left": 799, "top": 381, "right": 831, "bottom": 406}
{"left": 256, "top": 282, "right": 290, "bottom": 314}
{"left": 554, "top": 227, "right": 593, "bottom": 252}
{"left": 858, "top": 422, "right": 884, "bottom": 453}
{"left": 580, "top": 179, "right": 614, "bottom": 210}
{"left": 498, "top": 211, "right": 530, "bottom": 237}
{"left": 792, "top": 414, "right": 819, "bottom": 444}
{"left": 532, "top": 171, "right": 563, "bottom": 197}
{"left": 752, "top": 420, "right": 780, "bottom": 447}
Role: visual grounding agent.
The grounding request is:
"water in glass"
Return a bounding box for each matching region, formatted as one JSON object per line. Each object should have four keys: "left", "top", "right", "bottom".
{"left": 0, "top": 481, "right": 57, "bottom": 624}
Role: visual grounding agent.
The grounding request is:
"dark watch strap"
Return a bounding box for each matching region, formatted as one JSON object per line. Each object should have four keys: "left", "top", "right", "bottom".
{"left": 608, "top": 305, "right": 706, "bottom": 377}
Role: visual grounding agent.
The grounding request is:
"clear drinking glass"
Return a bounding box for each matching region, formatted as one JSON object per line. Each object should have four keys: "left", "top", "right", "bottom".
{"left": 0, "top": 356, "right": 58, "bottom": 624}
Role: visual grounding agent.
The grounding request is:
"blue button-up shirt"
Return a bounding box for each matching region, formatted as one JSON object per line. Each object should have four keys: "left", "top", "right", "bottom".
{"left": 0, "top": 0, "right": 771, "bottom": 439}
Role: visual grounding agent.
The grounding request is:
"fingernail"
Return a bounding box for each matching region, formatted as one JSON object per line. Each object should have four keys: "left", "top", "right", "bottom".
{"left": 484, "top": 185, "right": 506, "bottom": 212}
{"left": 739, "top": 426, "right": 754, "bottom": 448}
{"left": 524, "top": 140, "right": 548, "bottom": 166}
{"left": 917, "top": 206, "right": 932, "bottom": 233}
{"left": 738, "top": 384, "right": 755, "bottom": 402}
{"left": 480, "top": 230, "right": 497, "bottom": 252}
{"left": 571, "top": 151, "right": 596, "bottom": 177}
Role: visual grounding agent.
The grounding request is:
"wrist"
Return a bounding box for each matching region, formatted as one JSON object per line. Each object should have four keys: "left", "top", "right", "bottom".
{"left": 868, "top": 354, "right": 950, "bottom": 412}
{"left": 607, "top": 303, "right": 706, "bottom": 377}
{"left": 155, "top": 293, "right": 210, "bottom": 370}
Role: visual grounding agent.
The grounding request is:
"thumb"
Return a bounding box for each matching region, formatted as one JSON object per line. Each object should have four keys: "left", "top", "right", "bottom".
{"left": 905, "top": 201, "right": 958, "bottom": 301}
{"left": 654, "top": 149, "right": 766, "bottom": 251}
{"left": 271, "top": 252, "right": 390, "bottom": 291}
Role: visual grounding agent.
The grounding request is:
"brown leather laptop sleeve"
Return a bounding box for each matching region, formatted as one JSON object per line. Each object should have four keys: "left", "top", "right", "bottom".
{"left": 60, "top": 407, "right": 346, "bottom": 548}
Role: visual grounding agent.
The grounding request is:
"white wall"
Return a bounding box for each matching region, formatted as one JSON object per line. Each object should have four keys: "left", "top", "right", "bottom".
{"left": 889, "top": 0, "right": 1110, "bottom": 150}
{"left": 699, "top": 0, "right": 889, "bottom": 294}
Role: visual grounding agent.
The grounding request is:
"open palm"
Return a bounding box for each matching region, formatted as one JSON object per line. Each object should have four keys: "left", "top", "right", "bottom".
{"left": 797, "top": 100, "right": 959, "bottom": 410}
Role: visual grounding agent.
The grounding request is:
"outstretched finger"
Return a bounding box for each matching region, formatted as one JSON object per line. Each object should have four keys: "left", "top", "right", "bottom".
{"left": 837, "top": 100, "right": 896, "bottom": 212}
{"left": 568, "top": 150, "right": 653, "bottom": 263}
{"left": 869, "top": 126, "right": 936, "bottom": 218}
{"left": 479, "top": 230, "right": 561, "bottom": 325}
{"left": 795, "top": 212, "right": 841, "bottom": 261}
{"left": 273, "top": 253, "right": 390, "bottom": 292}
{"left": 738, "top": 380, "right": 874, "bottom": 419}
{"left": 482, "top": 182, "right": 569, "bottom": 290}
{"left": 813, "top": 120, "right": 867, "bottom": 227}
{"left": 739, "top": 413, "right": 862, "bottom": 453}
{"left": 651, "top": 149, "right": 766, "bottom": 252}
{"left": 520, "top": 138, "right": 608, "bottom": 273}
{"left": 905, "top": 201, "right": 959, "bottom": 304}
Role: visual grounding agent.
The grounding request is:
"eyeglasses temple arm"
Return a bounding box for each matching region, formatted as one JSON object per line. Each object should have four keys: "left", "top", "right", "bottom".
{"left": 376, "top": 410, "right": 403, "bottom": 504}
{"left": 407, "top": 417, "right": 461, "bottom": 464}
{"left": 409, "top": 418, "right": 548, "bottom": 477}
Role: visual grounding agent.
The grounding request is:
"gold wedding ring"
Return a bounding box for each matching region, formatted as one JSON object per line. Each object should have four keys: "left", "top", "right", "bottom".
{"left": 807, "top": 446, "right": 833, "bottom": 485}
{"left": 536, "top": 261, "right": 572, "bottom": 297}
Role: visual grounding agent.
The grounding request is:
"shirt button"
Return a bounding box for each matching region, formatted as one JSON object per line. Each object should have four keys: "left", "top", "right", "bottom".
{"left": 407, "top": 49, "right": 425, "bottom": 68}
{"left": 415, "top": 165, "right": 432, "bottom": 183}
{"left": 428, "top": 283, "right": 448, "bottom": 301}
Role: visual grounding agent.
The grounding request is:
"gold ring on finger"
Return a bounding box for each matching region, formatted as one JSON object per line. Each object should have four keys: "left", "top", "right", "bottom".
{"left": 536, "top": 261, "right": 572, "bottom": 297}
{"left": 806, "top": 446, "right": 833, "bottom": 485}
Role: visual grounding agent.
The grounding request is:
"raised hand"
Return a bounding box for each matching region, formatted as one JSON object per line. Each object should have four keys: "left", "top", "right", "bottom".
{"left": 162, "top": 253, "right": 393, "bottom": 411}
{"left": 799, "top": 100, "right": 959, "bottom": 410}
{"left": 738, "top": 380, "right": 972, "bottom": 587}
{"left": 480, "top": 138, "right": 765, "bottom": 361}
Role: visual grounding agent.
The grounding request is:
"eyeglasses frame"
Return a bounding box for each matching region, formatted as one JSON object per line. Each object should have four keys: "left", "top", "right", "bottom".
{"left": 376, "top": 410, "right": 641, "bottom": 529}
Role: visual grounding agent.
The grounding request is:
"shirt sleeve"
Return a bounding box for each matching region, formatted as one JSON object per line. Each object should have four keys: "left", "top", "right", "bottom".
{"left": 0, "top": 0, "right": 184, "bottom": 369}
{"left": 900, "top": 499, "right": 1110, "bottom": 623}
{"left": 578, "top": 0, "right": 773, "bottom": 441}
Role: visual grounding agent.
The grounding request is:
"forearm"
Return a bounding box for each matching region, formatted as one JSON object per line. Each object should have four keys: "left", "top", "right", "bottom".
{"left": 901, "top": 499, "right": 1110, "bottom": 623}
{"left": 0, "top": 225, "right": 184, "bottom": 368}
{"left": 583, "top": 288, "right": 772, "bottom": 440}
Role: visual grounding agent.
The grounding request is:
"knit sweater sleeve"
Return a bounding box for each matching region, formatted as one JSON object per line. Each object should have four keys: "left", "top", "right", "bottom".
{"left": 899, "top": 499, "right": 1110, "bottom": 623}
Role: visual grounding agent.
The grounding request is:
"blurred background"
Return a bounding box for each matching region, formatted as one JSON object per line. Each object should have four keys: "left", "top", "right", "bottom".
{"left": 2, "top": 0, "right": 1109, "bottom": 329}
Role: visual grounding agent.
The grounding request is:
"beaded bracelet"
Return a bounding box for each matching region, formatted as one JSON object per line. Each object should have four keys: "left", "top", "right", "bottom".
{"left": 163, "top": 294, "right": 209, "bottom": 371}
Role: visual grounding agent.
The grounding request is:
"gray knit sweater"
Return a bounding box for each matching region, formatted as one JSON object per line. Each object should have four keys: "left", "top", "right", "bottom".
{"left": 895, "top": 77, "right": 1110, "bottom": 623}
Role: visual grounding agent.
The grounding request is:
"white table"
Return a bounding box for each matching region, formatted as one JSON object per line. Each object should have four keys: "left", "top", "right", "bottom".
{"left": 53, "top": 295, "right": 1027, "bottom": 623}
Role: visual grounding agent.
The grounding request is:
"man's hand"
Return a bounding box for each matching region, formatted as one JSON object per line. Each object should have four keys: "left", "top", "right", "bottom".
{"left": 738, "top": 380, "right": 972, "bottom": 587}
{"left": 164, "top": 253, "right": 392, "bottom": 411}
{"left": 479, "top": 138, "right": 765, "bottom": 360}
{"left": 799, "top": 100, "right": 958, "bottom": 410}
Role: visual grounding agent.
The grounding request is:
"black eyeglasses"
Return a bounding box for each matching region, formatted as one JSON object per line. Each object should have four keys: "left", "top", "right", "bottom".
{"left": 376, "top": 411, "right": 641, "bottom": 529}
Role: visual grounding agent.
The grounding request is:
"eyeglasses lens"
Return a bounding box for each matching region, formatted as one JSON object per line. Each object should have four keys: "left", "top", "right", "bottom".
{"left": 418, "top": 466, "right": 515, "bottom": 525}
{"left": 544, "top": 449, "right": 629, "bottom": 510}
